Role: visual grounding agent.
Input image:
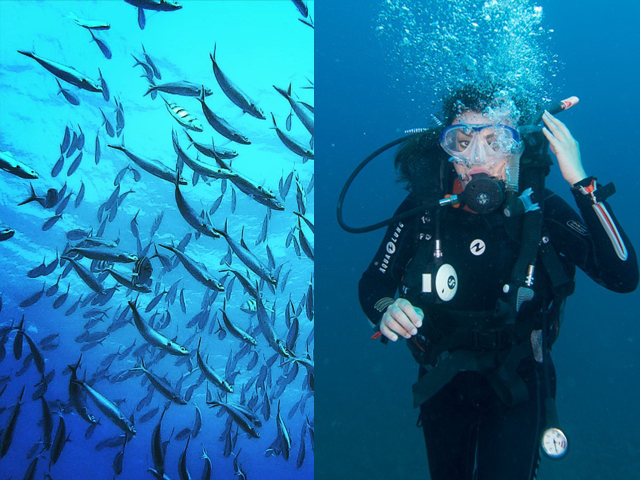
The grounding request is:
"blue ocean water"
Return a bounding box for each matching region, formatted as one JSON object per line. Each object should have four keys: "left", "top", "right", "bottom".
{"left": 316, "top": 1, "right": 639, "bottom": 479}
{"left": 0, "top": 1, "right": 313, "bottom": 479}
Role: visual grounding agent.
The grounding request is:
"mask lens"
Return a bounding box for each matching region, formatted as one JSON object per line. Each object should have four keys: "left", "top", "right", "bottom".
{"left": 440, "top": 124, "right": 521, "bottom": 162}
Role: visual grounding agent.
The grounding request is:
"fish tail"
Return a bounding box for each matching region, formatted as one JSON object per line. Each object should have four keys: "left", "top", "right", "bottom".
{"left": 143, "top": 85, "right": 155, "bottom": 98}
{"left": 128, "top": 299, "right": 137, "bottom": 312}
{"left": 159, "top": 243, "right": 173, "bottom": 253}
{"left": 17, "top": 50, "right": 34, "bottom": 59}
{"left": 270, "top": 113, "right": 277, "bottom": 128}
{"left": 18, "top": 183, "right": 38, "bottom": 206}
{"left": 130, "top": 362, "right": 144, "bottom": 373}
{"left": 197, "top": 337, "right": 202, "bottom": 351}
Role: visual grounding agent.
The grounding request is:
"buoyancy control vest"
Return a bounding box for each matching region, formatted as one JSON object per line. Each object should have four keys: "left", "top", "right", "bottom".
{"left": 400, "top": 189, "right": 576, "bottom": 408}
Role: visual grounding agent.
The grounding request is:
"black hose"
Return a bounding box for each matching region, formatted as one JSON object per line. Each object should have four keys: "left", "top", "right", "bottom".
{"left": 336, "top": 133, "right": 439, "bottom": 234}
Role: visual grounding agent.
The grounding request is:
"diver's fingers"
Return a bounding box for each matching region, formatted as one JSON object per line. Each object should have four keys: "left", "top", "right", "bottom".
{"left": 541, "top": 127, "right": 560, "bottom": 153}
{"left": 395, "top": 298, "right": 423, "bottom": 329}
{"left": 379, "top": 319, "right": 399, "bottom": 342}
{"left": 387, "top": 304, "right": 417, "bottom": 337}
{"left": 542, "top": 111, "right": 573, "bottom": 141}
{"left": 385, "top": 315, "right": 413, "bottom": 339}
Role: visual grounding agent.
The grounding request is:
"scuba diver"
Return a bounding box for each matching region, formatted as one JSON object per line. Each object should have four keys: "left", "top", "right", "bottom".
{"left": 348, "top": 84, "right": 638, "bottom": 480}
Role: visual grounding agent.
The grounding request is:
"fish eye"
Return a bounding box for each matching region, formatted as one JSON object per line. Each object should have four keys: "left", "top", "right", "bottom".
{"left": 166, "top": 341, "right": 172, "bottom": 346}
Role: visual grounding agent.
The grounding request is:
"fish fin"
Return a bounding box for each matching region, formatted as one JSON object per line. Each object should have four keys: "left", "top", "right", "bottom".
{"left": 286, "top": 112, "right": 292, "bottom": 131}
{"left": 137, "top": 7, "right": 146, "bottom": 30}
{"left": 240, "top": 226, "right": 248, "bottom": 250}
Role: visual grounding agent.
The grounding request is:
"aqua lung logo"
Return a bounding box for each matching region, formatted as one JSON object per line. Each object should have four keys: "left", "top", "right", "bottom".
{"left": 447, "top": 275, "right": 456, "bottom": 289}
{"left": 379, "top": 222, "right": 404, "bottom": 274}
{"left": 470, "top": 239, "right": 486, "bottom": 256}
{"left": 476, "top": 192, "right": 491, "bottom": 206}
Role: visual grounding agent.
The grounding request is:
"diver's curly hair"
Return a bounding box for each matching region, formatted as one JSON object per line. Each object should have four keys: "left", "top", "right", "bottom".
{"left": 395, "top": 83, "right": 534, "bottom": 199}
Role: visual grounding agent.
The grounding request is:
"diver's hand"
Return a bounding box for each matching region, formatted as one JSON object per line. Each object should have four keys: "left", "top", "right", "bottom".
{"left": 541, "top": 111, "right": 587, "bottom": 185}
{"left": 379, "top": 298, "right": 424, "bottom": 342}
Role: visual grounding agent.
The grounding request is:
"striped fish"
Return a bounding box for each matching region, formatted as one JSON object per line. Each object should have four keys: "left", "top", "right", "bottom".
{"left": 162, "top": 97, "right": 202, "bottom": 132}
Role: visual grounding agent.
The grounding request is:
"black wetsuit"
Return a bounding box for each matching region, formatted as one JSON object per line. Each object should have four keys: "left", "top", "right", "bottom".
{"left": 359, "top": 177, "right": 638, "bottom": 480}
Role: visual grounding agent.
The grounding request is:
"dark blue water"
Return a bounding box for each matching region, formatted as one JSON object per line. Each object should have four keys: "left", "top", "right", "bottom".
{"left": 0, "top": 1, "right": 313, "bottom": 479}
{"left": 316, "top": 1, "right": 640, "bottom": 479}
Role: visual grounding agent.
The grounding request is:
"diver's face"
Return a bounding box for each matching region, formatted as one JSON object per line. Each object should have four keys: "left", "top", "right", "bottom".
{"left": 450, "top": 111, "right": 517, "bottom": 187}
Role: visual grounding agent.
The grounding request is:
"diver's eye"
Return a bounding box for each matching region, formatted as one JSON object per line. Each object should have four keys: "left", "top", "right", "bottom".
{"left": 458, "top": 140, "right": 470, "bottom": 150}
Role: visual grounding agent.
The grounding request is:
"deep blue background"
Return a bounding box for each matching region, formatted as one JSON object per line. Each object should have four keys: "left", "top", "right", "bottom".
{"left": 316, "top": 1, "right": 640, "bottom": 479}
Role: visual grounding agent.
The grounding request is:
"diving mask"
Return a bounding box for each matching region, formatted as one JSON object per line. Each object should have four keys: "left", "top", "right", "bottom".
{"left": 440, "top": 124, "right": 523, "bottom": 167}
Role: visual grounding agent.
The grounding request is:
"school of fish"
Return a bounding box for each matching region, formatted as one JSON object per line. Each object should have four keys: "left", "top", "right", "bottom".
{"left": 0, "top": 1, "right": 313, "bottom": 479}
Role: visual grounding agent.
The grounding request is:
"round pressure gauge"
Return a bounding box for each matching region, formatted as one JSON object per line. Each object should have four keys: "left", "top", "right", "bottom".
{"left": 541, "top": 427, "right": 568, "bottom": 459}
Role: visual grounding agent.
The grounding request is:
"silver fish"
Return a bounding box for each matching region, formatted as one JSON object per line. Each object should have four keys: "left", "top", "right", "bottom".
{"left": 145, "top": 81, "right": 211, "bottom": 98}
{"left": 210, "top": 45, "right": 265, "bottom": 119}
{"left": 163, "top": 97, "right": 202, "bottom": 131}
{"left": 183, "top": 131, "right": 238, "bottom": 159}
{"left": 89, "top": 30, "right": 112, "bottom": 60}
{"left": 55, "top": 79, "right": 80, "bottom": 106}
{"left": 214, "top": 220, "right": 277, "bottom": 285}
{"left": 108, "top": 143, "right": 187, "bottom": 185}
{"left": 141, "top": 43, "right": 161, "bottom": 78}
{"left": 196, "top": 338, "right": 233, "bottom": 393}
{"left": 18, "top": 50, "right": 102, "bottom": 92}
{"left": 0, "top": 150, "right": 38, "bottom": 179}
{"left": 198, "top": 88, "right": 250, "bottom": 144}
{"left": 292, "top": 0, "right": 309, "bottom": 18}
{"left": 271, "top": 113, "right": 313, "bottom": 161}
{"left": 68, "top": 12, "right": 111, "bottom": 30}
{"left": 61, "top": 256, "right": 105, "bottom": 295}
{"left": 172, "top": 129, "right": 236, "bottom": 180}
{"left": 129, "top": 301, "right": 188, "bottom": 355}
{"left": 160, "top": 244, "right": 224, "bottom": 291}
{"left": 98, "top": 68, "right": 110, "bottom": 101}
{"left": 67, "top": 246, "right": 137, "bottom": 263}
{"left": 274, "top": 84, "right": 314, "bottom": 136}
{"left": 213, "top": 157, "right": 283, "bottom": 211}
{"left": 174, "top": 183, "right": 220, "bottom": 238}
{"left": 131, "top": 359, "right": 186, "bottom": 405}
{"left": 76, "top": 380, "right": 136, "bottom": 435}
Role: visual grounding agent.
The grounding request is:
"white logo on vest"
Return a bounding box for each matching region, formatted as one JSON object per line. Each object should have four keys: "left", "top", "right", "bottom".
{"left": 470, "top": 239, "right": 486, "bottom": 256}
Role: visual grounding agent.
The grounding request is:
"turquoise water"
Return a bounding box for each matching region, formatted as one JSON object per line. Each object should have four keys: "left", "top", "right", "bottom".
{"left": 0, "top": 1, "right": 314, "bottom": 479}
